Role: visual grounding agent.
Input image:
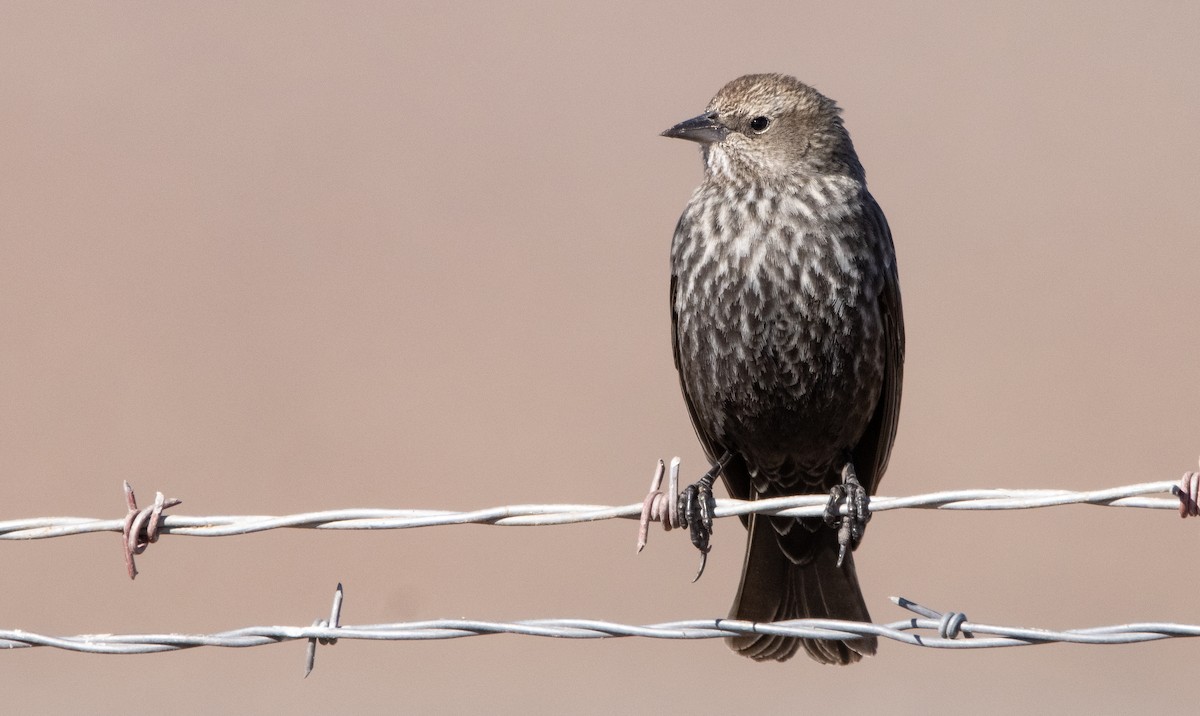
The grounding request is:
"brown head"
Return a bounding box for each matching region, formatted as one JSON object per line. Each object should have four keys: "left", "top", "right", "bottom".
{"left": 662, "top": 73, "right": 864, "bottom": 184}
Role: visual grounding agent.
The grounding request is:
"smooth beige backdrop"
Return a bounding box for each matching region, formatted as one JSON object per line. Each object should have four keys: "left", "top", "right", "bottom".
{"left": 3, "top": 2, "right": 1199, "bottom": 713}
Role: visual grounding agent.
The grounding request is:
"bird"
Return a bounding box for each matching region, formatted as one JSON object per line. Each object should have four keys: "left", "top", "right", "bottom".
{"left": 662, "top": 74, "right": 904, "bottom": 664}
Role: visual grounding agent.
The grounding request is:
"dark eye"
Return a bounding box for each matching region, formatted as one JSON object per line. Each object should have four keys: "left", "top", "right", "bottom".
{"left": 749, "top": 116, "right": 771, "bottom": 133}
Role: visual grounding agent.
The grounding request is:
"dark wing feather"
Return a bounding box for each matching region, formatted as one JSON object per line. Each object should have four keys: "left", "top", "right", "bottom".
{"left": 851, "top": 204, "right": 904, "bottom": 496}
{"left": 670, "top": 235, "right": 753, "bottom": 505}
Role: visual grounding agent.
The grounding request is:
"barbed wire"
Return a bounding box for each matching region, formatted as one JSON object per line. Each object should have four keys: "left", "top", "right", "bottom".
{"left": 1, "top": 469, "right": 1196, "bottom": 578}
{"left": 3, "top": 589, "right": 1199, "bottom": 674}
{"left": 1, "top": 479, "right": 1191, "bottom": 542}
{"left": 2, "top": 468, "right": 1198, "bottom": 672}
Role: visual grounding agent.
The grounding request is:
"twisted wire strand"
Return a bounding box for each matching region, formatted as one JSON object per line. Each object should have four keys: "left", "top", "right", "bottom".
{"left": 2, "top": 596, "right": 1199, "bottom": 657}
{"left": 2, "top": 473, "right": 1196, "bottom": 671}
{"left": 0, "top": 480, "right": 1188, "bottom": 542}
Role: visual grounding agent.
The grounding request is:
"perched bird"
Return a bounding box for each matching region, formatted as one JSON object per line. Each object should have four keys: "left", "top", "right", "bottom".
{"left": 663, "top": 74, "right": 904, "bottom": 664}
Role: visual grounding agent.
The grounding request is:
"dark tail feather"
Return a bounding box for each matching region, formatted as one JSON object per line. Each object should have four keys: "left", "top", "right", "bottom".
{"left": 727, "top": 514, "right": 877, "bottom": 664}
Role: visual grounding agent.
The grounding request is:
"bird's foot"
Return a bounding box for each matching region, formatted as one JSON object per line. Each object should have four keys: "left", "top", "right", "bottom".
{"left": 679, "top": 474, "right": 715, "bottom": 581}
{"left": 824, "top": 462, "right": 871, "bottom": 568}
{"left": 636, "top": 452, "right": 730, "bottom": 581}
{"left": 678, "top": 451, "right": 731, "bottom": 581}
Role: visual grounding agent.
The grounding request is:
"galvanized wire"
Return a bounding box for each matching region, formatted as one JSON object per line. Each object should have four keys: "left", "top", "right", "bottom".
{"left": 1, "top": 472, "right": 1197, "bottom": 670}
{"left": 2, "top": 594, "right": 1199, "bottom": 660}
{"left": 0, "top": 480, "right": 1187, "bottom": 541}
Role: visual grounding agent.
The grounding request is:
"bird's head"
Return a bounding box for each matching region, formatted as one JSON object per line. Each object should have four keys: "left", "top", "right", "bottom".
{"left": 662, "top": 73, "right": 863, "bottom": 184}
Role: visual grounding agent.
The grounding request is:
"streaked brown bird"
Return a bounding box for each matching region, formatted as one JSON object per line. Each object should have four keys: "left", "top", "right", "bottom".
{"left": 663, "top": 74, "right": 904, "bottom": 663}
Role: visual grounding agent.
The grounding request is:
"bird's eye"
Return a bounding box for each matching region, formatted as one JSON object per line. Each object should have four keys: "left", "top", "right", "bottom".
{"left": 749, "top": 116, "right": 771, "bottom": 133}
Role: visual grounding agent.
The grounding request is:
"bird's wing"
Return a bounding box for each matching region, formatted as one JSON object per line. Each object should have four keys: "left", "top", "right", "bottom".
{"left": 851, "top": 204, "right": 905, "bottom": 495}
{"left": 670, "top": 236, "right": 753, "bottom": 504}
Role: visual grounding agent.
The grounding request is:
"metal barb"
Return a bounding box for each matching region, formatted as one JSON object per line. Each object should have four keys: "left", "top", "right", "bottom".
{"left": 120, "top": 481, "right": 182, "bottom": 580}
{"left": 636, "top": 460, "right": 667, "bottom": 553}
{"left": 304, "top": 583, "right": 344, "bottom": 678}
{"left": 0, "top": 470, "right": 1192, "bottom": 542}
{"left": 1174, "top": 464, "right": 1200, "bottom": 518}
{"left": 639, "top": 454, "right": 735, "bottom": 580}
{"left": 891, "top": 596, "right": 972, "bottom": 639}
{"left": 7, "top": 600, "right": 1200, "bottom": 655}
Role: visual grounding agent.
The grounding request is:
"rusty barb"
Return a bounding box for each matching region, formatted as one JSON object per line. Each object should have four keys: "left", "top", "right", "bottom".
{"left": 121, "top": 481, "right": 181, "bottom": 579}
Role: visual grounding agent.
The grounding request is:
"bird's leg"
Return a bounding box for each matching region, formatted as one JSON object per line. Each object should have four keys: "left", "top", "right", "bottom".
{"left": 824, "top": 461, "right": 871, "bottom": 568}
{"left": 679, "top": 450, "right": 732, "bottom": 581}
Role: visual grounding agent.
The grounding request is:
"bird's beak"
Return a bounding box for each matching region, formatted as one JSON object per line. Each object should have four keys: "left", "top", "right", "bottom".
{"left": 661, "top": 112, "right": 729, "bottom": 144}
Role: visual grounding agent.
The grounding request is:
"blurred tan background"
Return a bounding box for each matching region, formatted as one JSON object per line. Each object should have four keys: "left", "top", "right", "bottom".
{"left": 2, "top": 2, "right": 1199, "bottom": 713}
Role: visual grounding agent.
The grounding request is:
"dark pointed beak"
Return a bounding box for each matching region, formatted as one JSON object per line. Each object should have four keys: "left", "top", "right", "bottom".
{"left": 661, "top": 111, "right": 728, "bottom": 144}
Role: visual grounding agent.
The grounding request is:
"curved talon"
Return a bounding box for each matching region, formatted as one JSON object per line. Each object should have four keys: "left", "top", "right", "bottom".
{"left": 836, "top": 522, "right": 851, "bottom": 568}
{"left": 824, "top": 483, "right": 846, "bottom": 529}
{"left": 680, "top": 478, "right": 714, "bottom": 580}
{"left": 828, "top": 463, "right": 870, "bottom": 568}
{"left": 680, "top": 478, "right": 715, "bottom": 553}
{"left": 692, "top": 551, "right": 708, "bottom": 583}
{"left": 677, "top": 452, "right": 731, "bottom": 581}
{"left": 639, "top": 453, "right": 729, "bottom": 581}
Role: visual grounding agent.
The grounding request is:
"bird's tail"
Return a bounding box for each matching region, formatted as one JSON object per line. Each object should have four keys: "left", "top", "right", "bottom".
{"left": 727, "top": 513, "right": 877, "bottom": 664}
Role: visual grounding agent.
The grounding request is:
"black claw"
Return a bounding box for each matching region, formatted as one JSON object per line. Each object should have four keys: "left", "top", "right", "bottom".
{"left": 680, "top": 477, "right": 715, "bottom": 554}
{"left": 824, "top": 483, "right": 846, "bottom": 529}
{"left": 678, "top": 452, "right": 732, "bottom": 581}
{"left": 828, "top": 463, "right": 871, "bottom": 568}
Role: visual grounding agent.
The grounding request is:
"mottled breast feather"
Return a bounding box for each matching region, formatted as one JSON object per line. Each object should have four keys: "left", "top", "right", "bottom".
{"left": 670, "top": 173, "right": 903, "bottom": 498}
